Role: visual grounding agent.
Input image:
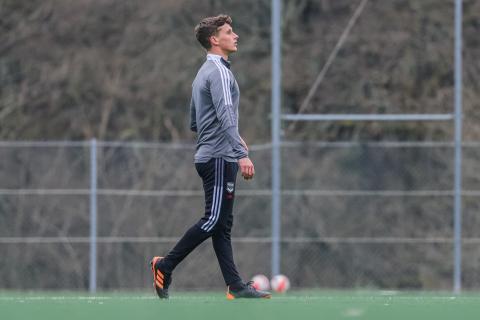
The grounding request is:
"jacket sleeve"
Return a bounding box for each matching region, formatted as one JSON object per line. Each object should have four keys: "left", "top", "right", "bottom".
{"left": 189, "top": 97, "right": 197, "bottom": 132}
{"left": 209, "top": 69, "right": 248, "bottom": 159}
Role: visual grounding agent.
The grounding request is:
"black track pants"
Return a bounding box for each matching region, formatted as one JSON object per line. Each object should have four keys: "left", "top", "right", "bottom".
{"left": 160, "top": 158, "right": 242, "bottom": 286}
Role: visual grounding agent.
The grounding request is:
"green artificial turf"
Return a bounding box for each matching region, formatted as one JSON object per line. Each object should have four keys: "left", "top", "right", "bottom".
{"left": 2, "top": 290, "right": 480, "bottom": 320}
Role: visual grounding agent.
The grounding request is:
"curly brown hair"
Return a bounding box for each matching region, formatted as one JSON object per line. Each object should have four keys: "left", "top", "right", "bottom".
{"left": 194, "top": 14, "right": 233, "bottom": 50}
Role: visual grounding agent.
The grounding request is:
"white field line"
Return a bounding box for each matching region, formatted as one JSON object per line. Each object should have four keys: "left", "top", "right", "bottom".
{"left": 1, "top": 295, "right": 479, "bottom": 302}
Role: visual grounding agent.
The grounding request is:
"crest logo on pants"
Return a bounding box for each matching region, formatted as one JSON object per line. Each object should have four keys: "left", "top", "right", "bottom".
{"left": 226, "top": 182, "right": 235, "bottom": 193}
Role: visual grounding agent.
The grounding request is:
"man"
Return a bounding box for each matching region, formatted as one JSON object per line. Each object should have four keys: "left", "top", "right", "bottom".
{"left": 150, "top": 14, "right": 271, "bottom": 300}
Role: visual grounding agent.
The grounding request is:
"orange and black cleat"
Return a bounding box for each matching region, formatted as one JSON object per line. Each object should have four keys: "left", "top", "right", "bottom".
{"left": 226, "top": 281, "right": 271, "bottom": 300}
{"left": 150, "top": 256, "right": 172, "bottom": 299}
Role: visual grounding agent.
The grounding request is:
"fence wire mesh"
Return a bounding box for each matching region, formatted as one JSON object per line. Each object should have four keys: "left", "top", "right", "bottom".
{"left": 1, "top": 141, "right": 480, "bottom": 290}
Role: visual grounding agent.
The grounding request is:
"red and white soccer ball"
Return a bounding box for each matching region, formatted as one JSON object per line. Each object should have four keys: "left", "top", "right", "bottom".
{"left": 270, "top": 274, "right": 290, "bottom": 293}
{"left": 250, "top": 274, "right": 270, "bottom": 291}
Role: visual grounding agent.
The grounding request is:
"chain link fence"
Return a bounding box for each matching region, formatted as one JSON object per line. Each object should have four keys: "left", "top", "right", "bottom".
{"left": 1, "top": 140, "right": 480, "bottom": 291}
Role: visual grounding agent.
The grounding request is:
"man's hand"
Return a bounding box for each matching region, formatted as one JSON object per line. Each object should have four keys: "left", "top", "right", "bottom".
{"left": 238, "top": 157, "right": 254, "bottom": 180}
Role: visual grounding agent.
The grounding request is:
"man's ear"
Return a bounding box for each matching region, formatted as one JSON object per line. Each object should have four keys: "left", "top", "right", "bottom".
{"left": 209, "top": 35, "right": 219, "bottom": 47}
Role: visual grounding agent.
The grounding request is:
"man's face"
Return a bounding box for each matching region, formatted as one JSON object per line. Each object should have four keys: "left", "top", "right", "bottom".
{"left": 211, "top": 24, "right": 239, "bottom": 53}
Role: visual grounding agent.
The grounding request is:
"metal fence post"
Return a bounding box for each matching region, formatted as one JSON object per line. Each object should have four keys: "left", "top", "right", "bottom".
{"left": 271, "top": 0, "right": 282, "bottom": 277}
{"left": 453, "top": 0, "right": 463, "bottom": 294}
{"left": 89, "top": 138, "right": 98, "bottom": 294}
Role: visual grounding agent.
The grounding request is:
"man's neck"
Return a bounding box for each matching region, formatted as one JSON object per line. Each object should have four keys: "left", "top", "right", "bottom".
{"left": 207, "top": 48, "right": 228, "bottom": 60}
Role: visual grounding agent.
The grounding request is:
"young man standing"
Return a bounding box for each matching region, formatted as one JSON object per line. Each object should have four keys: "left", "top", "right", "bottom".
{"left": 150, "top": 14, "right": 271, "bottom": 300}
